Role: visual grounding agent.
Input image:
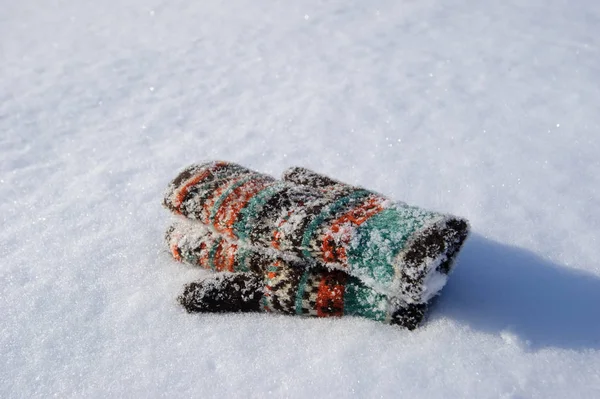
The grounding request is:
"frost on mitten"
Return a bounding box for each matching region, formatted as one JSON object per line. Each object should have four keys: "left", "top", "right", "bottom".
{"left": 281, "top": 167, "right": 470, "bottom": 304}
{"left": 166, "top": 220, "right": 268, "bottom": 275}
{"left": 168, "top": 220, "right": 426, "bottom": 329}
{"left": 179, "top": 272, "right": 264, "bottom": 313}
{"left": 164, "top": 161, "right": 470, "bottom": 305}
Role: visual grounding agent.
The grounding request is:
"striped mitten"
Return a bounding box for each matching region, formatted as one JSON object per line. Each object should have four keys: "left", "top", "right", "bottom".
{"left": 168, "top": 220, "right": 426, "bottom": 329}
{"left": 163, "top": 161, "right": 469, "bottom": 304}
{"left": 281, "top": 166, "right": 469, "bottom": 304}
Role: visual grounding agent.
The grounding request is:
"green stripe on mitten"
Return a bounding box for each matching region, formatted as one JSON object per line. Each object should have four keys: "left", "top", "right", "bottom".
{"left": 282, "top": 166, "right": 470, "bottom": 304}
{"left": 168, "top": 220, "right": 425, "bottom": 329}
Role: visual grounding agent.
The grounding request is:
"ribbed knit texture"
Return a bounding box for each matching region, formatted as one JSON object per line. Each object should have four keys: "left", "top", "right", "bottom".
{"left": 167, "top": 220, "right": 424, "bottom": 329}
{"left": 163, "top": 161, "right": 469, "bottom": 329}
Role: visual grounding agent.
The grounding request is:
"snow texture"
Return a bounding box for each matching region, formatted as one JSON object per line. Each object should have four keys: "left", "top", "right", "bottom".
{"left": 2, "top": 0, "right": 600, "bottom": 397}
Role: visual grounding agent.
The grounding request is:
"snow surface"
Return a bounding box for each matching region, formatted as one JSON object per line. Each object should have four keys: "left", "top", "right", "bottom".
{"left": 2, "top": 0, "right": 600, "bottom": 397}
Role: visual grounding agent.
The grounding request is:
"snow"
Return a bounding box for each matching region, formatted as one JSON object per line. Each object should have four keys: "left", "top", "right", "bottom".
{"left": 2, "top": 0, "right": 600, "bottom": 397}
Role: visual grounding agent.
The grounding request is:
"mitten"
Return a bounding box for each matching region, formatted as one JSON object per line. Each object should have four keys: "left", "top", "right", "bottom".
{"left": 168, "top": 220, "right": 426, "bottom": 329}
{"left": 281, "top": 166, "right": 469, "bottom": 303}
{"left": 163, "top": 161, "right": 469, "bottom": 304}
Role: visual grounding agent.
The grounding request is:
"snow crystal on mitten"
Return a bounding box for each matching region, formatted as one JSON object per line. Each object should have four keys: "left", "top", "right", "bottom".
{"left": 164, "top": 161, "right": 469, "bottom": 304}
{"left": 179, "top": 272, "right": 264, "bottom": 313}
{"left": 281, "top": 167, "right": 470, "bottom": 304}
{"left": 169, "top": 221, "right": 426, "bottom": 329}
{"left": 166, "top": 220, "right": 269, "bottom": 275}
{"left": 261, "top": 261, "right": 427, "bottom": 329}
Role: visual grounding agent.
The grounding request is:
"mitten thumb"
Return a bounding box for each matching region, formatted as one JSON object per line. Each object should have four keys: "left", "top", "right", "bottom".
{"left": 179, "top": 272, "right": 264, "bottom": 313}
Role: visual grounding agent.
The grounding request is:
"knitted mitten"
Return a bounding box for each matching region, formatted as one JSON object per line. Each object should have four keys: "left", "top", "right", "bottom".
{"left": 168, "top": 220, "right": 426, "bottom": 329}
{"left": 281, "top": 166, "right": 470, "bottom": 303}
{"left": 163, "top": 161, "right": 469, "bottom": 304}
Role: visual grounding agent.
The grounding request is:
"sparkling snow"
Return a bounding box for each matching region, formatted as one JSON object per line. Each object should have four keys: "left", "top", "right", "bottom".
{"left": 2, "top": 0, "right": 600, "bottom": 397}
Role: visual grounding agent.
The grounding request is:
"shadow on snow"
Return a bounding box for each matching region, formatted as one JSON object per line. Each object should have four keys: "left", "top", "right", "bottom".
{"left": 434, "top": 233, "right": 600, "bottom": 350}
